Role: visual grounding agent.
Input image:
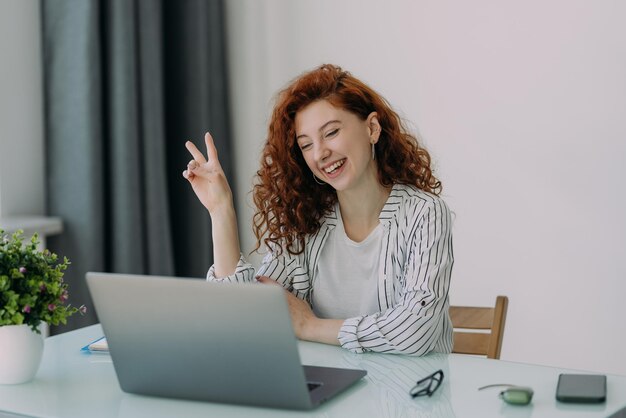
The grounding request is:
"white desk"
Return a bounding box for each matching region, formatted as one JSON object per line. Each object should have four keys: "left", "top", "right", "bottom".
{"left": 1, "top": 324, "right": 625, "bottom": 417}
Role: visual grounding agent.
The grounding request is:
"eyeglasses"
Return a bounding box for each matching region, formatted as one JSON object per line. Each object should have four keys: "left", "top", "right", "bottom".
{"left": 410, "top": 369, "right": 444, "bottom": 398}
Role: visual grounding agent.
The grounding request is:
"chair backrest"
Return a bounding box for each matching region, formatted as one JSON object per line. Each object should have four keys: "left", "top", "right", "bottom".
{"left": 449, "top": 295, "right": 508, "bottom": 359}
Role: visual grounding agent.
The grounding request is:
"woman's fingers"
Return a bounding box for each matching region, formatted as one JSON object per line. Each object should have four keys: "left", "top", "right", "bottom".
{"left": 256, "top": 276, "right": 278, "bottom": 285}
{"left": 185, "top": 141, "right": 207, "bottom": 164}
{"left": 182, "top": 159, "right": 197, "bottom": 181}
{"left": 185, "top": 133, "right": 222, "bottom": 169}
{"left": 204, "top": 132, "right": 219, "bottom": 163}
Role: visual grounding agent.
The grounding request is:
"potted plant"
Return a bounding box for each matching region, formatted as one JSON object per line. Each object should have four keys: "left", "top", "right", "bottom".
{"left": 0, "top": 229, "right": 85, "bottom": 384}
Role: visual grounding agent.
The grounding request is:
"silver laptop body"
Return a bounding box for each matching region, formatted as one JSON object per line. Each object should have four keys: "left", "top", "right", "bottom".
{"left": 86, "top": 272, "right": 366, "bottom": 410}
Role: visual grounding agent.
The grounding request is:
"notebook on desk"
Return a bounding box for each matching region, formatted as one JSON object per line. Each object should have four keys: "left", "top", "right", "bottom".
{"left": 85, "top": 272, "right": 366, "bottom": 410}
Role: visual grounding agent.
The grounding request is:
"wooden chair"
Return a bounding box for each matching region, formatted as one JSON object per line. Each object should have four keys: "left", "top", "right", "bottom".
{"left": 449, "top": 296, "right": 508, "bottom": 359}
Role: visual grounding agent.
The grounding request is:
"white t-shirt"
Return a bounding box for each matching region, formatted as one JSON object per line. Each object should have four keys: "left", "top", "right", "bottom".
{"left": 312, "top": 207, "right": 382, "bottom": 319}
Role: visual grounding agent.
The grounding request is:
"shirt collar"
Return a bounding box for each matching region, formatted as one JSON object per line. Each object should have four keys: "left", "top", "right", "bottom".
{"left": 321, "top": 184, "right": 403, "bottom": 229}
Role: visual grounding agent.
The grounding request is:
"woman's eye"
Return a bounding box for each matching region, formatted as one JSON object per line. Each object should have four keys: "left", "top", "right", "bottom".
{"left": 300, "top": 143, "right": 312, "bottom": 151}
{"left": 325, "top": 129, "right": 339, "bottom": 138}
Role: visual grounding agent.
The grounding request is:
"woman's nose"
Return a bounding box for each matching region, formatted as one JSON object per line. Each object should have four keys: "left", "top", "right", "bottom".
{"left": 313, "top": 143, "right": 330, "bottom": 162}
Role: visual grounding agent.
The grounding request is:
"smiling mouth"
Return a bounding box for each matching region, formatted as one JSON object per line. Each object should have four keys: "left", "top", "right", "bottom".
{"left": 324, "top": 159, "right": 346, "bottom": 174}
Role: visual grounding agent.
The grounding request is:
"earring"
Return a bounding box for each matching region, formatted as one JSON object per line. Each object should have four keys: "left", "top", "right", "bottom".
{"left": 312, "top": 173, "right": 326, "bottom": 185}
{"left": 371, "top": 142, "right": 376, "bottom": 160}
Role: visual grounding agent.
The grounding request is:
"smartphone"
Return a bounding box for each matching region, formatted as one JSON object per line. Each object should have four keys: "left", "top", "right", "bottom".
{"left": 556, "top": 373, "right": 607, "bottom": 403}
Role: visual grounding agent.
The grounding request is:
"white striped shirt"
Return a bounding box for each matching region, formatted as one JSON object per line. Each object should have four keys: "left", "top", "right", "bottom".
{"left": 206, "top": 183, "right": 454, "bottom": 355}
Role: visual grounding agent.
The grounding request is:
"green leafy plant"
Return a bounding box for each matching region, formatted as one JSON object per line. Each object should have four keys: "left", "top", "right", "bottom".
{"left": 0, "top": 229, "right": 85, "bottom": 333}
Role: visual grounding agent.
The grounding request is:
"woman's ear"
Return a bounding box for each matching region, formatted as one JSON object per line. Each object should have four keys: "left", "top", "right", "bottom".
{"left": 367, "top": 112, "right": 381, "bottom": 143}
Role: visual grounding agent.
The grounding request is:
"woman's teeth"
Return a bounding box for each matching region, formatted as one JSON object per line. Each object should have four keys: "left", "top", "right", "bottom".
{"left": 325, "top": 159, "right": 345, "bottom": 174}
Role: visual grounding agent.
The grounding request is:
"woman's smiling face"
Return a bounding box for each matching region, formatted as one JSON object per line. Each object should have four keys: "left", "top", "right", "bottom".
{"left": 295, "top": 100, "right": 380, "bottom": 193}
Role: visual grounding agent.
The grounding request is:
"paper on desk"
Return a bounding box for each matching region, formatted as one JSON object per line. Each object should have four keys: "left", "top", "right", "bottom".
{"left": 81, "top": 336, "right": 109, "bottom": 353}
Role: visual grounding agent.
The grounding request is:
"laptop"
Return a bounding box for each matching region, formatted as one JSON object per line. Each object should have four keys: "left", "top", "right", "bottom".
{"left": 85, "top": 272, "right": 367, "bottom": 410}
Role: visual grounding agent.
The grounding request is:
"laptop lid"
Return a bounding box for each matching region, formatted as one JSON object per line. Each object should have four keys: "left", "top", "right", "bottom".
{"left": 86, "top": 272, "right": 366, "bottom": 410}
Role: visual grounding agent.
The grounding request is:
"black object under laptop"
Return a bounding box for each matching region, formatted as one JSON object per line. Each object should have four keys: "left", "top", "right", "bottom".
{"left": 86, "top": 272, "right": 367, "bottom": 410}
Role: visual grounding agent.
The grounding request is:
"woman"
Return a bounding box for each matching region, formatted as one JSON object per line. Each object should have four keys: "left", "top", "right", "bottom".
{"left": 183, "top": 64, "right": 453, "bottom": 355}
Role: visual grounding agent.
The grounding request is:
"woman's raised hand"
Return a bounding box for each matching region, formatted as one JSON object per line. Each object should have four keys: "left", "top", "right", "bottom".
{"left": 182, "top": 132, "right": 233, "bottom": 215}
{"left": 184, "top": 132, "right": 241, "bottom": 276}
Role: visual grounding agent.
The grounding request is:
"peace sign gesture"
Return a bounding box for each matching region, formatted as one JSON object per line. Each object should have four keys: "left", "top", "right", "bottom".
{"left": 182, "top": 132, "right": 233, "bottom": 215}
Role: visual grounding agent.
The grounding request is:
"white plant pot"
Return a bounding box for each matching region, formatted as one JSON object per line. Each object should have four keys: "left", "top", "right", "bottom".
{"left": 0, "top": 324, "right": 44, "bottom": 384}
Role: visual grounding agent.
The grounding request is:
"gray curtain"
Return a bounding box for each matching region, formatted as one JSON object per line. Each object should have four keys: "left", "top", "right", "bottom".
{"left": 41, "top": 0, "right": 233, "bottom": 333}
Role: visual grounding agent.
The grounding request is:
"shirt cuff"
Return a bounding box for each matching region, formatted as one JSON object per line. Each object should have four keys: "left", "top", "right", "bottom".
{"left": 206, "top": 253, "right": 254, "bottom": 282}
{"left": 338, "top": 316, "right": 366, "bottom": 353}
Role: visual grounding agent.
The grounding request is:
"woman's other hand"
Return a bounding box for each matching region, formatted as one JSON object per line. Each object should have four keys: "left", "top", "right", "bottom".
{"left": 256, "top": 276, "right": 342, "bottom": 345}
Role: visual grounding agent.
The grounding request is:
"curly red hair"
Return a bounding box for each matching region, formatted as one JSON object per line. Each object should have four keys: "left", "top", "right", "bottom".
{"left": 252, "top": 64, "right": 441, "bottom": 255}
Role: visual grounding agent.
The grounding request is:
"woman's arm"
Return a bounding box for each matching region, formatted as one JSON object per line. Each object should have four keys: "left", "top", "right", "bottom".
{"left": 254, "top": 244, "right": 344, "bottom": 343}
{"left": 183, "top": 133, "right": 240, "bottom": 277}
{"left": 257, "top": 276, "right": 343, "bottom": 345}
{"left": 208, "top": 204, "right": 241, "bottom": 278}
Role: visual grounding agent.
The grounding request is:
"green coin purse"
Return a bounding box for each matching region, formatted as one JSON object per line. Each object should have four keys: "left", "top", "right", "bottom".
{"left": 479, "top": 384, "right": 534, "bottom": 406}
{"left": 499, "top": 386, "right": 534, "bottom": 405}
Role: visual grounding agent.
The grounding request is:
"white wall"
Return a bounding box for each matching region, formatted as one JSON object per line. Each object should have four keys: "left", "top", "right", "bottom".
{"left": 225, "top": 0, "right": 626, "bottom": 375}
{"left": 0, "top": 0, "right": 45, "bottom": 218}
